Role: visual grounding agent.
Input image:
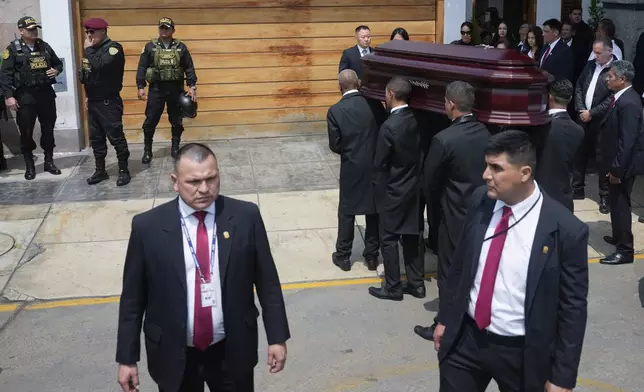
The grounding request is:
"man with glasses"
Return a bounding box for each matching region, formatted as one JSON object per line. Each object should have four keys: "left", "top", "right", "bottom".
{"left": 0, "top": 16, "right": 63, "bottom": 180}
{"left": 136, "top": 17, "right": 197, "bottom": 163}
{"left": 80, "top": 18, "right": 131, "bottom": 186}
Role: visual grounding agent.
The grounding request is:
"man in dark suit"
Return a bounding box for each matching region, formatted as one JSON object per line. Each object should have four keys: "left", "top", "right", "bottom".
{"left": 569, "top": 7, "right": 593, "bottom": 57}
{"left": 599, "top": 61, "right": 644, "bottom": 265}
{"left": 116, "top": 143, "right": 290, "bottom": 392}
{"left": 338, "top": 25, "right": 373, "bottom": 80}
{"left": 414, "top": 81, "right": 490, "bottom": 340}
{"left": 434, "top": 131, "right": 589, "bottom": 392}
{"left": 327, "top": 69, "right": 380, "bottom": 272}
{"left": 537, "top": 79, "right": 584, "bottom": 212}
{"left": 540, "top": 19, "right": 575, "bottom": 83}
{"left": 560, "top": 20, "right": 591, "bottom": 86}
{"left": 573, "top": 38, "right": 615, "bottom": 212}
{"left": 633, "top": 32, "right": 644, "bottom": 101}
{"left": 369, "top": 76, "right": 424, "bottom": 301}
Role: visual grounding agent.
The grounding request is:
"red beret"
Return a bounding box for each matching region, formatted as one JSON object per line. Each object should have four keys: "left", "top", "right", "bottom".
{"left": 83, "top": 18, "right": 108, "bottom": 29}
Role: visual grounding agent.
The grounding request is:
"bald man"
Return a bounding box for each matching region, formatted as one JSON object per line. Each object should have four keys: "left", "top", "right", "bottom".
{"left": 327, "top": 69, "right": 381, "bottom": 272}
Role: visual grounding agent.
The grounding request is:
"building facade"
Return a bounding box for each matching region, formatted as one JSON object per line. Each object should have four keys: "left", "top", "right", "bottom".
{"left": 0, "top": 0, "right": 641, "bottom": 152}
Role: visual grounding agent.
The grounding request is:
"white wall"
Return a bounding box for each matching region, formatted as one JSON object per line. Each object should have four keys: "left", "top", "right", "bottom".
{"left": 536, "top": 0, "right": 562, "bottom": 26}
{"left": 443, "top": 0, "right": 473, "bottom": 44}
{"left": 581, "top": 0, "right": 592, "bottom": 23}
{"left": 38, "top": 0, "right": 83, "bottom": 151}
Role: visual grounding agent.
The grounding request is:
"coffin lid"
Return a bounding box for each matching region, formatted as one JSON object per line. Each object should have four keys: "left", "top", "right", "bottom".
{"left": 360, "top": 40, "right": 553, "bottom": 126}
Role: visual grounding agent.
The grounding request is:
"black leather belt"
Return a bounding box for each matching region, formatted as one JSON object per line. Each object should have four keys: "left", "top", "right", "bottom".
{"left": 464, "top": 314, "right": 525, "bottom": 347}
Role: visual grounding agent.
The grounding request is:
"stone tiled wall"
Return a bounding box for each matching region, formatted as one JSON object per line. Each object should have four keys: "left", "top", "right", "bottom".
{"left": 603, "top": 0, "right": 644, "bottom": 62}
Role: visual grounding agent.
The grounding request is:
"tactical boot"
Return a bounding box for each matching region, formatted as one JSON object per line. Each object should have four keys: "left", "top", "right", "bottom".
{"left": 116, "top": 161, "right": 131, "bottom": 186}
{"left": 141, "top": 138, "right": 153, "bottom": 164}
{"left": 24, "top": 155, "right": 36, "bottom": 180}
{"left": 170, "top": 137, "right": 181, "bottom": 159}
{"left": 44, "top": 152, "right": 62, "bottom": 175}
{"left": 87, "top": 159, "right": 109, "bottom": 185}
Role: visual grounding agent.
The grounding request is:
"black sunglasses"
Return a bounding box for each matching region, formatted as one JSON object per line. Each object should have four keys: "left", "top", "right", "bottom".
{"left": 461, "top": 30, "right": 472, "bottom": 35}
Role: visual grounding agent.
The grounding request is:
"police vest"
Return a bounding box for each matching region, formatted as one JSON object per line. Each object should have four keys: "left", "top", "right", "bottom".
{"left": 146, "top": 40, "right": 183, "bottom": 82}
{"left": 12, "top": 39, "right": 52, "bottom": 88}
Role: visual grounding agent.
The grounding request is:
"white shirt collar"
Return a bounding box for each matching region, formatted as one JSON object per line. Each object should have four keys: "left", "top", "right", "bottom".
{"left": 596, "top": 59, "right": 612, "bottom": 69}
{"left": 614, "top": 85, "right": 632, "bottom": 102}
{"left": 357, "top": 45, "right": 369, "bottom": 53}
{"left": 390, "top": 104, "right": 409, "bottom": 113}
{"left": 548, "top": 108, "right": 567, "bottom": 115}
{"left": 493, "top": 181, "right": 541, "bottom": 217}
{"left": 178, "top": 196, "right": 216, "bottom": 219}
{"left": 343, "top": 89, "right": 359, "bottom": 96}
{"left": 548, "top": 38, "right": 560, "bottom": 49}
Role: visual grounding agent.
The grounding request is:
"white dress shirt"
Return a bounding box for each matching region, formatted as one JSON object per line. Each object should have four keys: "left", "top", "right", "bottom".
{"left": 357, "top": 45, "right": 370, "bottom": 57}
{"left": 178, "top": 197, "right": 225, "bottom": 346}
{"left": 468, "top": 183, "right": 543, "bottom": 336}
{"left": 548, "top": 108, "right": 567, "bottom": 116}
{"left": 390, "top": 103, "right": 408, "bottom": 113}
{"left": 613, "top": 85, "right": 632, "bottom": 103}
{"left": 588, "top": 40, "right": 623, "bottom": 61}
{"left": 343, "top": 89, "right": 359, "bottom": 96}
{"left": 585, "top": 60, "right": 612, "bottom": 110}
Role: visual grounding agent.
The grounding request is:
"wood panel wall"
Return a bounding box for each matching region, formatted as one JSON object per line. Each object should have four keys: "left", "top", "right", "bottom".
{"left": 78, "top": 0, "right": 438, "bottom": 141}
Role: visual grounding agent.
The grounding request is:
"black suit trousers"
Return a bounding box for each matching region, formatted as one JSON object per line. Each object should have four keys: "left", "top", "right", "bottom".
{"left": 609, "top": 176, "right": 636, "bottom": 253}
{"left": 335, "top": 211, "right": 379, "bottom": 259}
{"left": 572, "top": 123, "right": 608, "bottom": 197}
{"left": 159, "top": 341, "right": 254, "bottom": 392}
{"left": 436, "top": 221, "right": 455, "bottom": 299}
{"left": 440, "top": 317, "right": 539, "bottom": 392}
{"left": 380, "top": 223, "right": 423, "bottom": 291}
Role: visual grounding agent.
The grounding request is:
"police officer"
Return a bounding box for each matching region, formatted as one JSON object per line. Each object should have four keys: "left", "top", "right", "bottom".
{"left": 136, "top": 17, "right": 197, "bottom": 163}
{"left": 0, "top": 16, "right": 62, "bottom": 180}
{"left": 79, "top": 18, "right": 131, "bottom": 186}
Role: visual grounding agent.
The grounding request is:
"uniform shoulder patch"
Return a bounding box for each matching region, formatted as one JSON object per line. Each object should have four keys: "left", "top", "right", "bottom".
{"left": 2, "top": 49, "right": 9, "bottom": 60}
{"left": 108, "top": 47, "right": 119, "bottom": 55}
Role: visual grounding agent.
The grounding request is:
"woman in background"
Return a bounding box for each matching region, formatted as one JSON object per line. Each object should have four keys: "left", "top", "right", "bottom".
{"left": 450, "top": 22, "right": 475, "bottom": 46}
{"left": 525, "top": 26, "right": 544, "bottom": 59}
{"left": 390, "top": 27, "right": 409, "bottom": 41}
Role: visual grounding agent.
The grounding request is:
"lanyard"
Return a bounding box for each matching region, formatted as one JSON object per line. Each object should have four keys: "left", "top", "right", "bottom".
{"left": 483, "top": 193, "right": 542, "bottom": 242}
{"left": 179, "top": 212, "right": 216, "bottom": 283}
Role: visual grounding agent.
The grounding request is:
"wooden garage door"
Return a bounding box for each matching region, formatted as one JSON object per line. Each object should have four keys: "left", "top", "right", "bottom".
{"left": 77, "top": 0, "right": 438, "bottom": 142}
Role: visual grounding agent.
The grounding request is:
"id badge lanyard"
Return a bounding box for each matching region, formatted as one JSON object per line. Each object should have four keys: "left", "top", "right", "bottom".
{"left": 179, "top": 212, "right": 217, "bottom": 283}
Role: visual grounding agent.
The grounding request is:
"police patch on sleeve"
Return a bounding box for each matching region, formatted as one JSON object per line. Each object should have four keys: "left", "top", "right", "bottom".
{"left": 108, "top": 47, "right": 119, "bottom": 56}
{"left": 2, "top": 49, "right": 9, "bottom": 60}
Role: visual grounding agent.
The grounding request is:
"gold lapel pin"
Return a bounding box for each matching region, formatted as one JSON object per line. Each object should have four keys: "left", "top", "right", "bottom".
{"left": 542, "top": 246, "right": 549, "bottom": 254}
{"left": 223, "top": 231, "right": 230, "bottom": 239}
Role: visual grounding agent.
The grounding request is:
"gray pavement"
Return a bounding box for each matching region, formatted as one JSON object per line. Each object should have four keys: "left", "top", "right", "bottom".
{"left": 1, "top": 261, "right": 643, "bottom": 392}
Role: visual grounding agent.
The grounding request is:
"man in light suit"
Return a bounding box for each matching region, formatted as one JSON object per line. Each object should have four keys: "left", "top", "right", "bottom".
{"left": 599, "top": 60, "right": 644, "bottom": 265}
{"left": 339, "top": 25, "right": 373, "bottom": 80}
{"left": 434, "top": 131, "right": 589, "bottom": 392}
{"left": 116, "top": 143, "right": 290, "bottom": 392}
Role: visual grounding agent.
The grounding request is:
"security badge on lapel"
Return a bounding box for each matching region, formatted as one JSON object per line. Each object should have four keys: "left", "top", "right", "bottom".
{"left": 542, "top": 246, "right": 549, "bottom": 254}
{"left": 200, "top": 231, "right": 230, "bottom": 308}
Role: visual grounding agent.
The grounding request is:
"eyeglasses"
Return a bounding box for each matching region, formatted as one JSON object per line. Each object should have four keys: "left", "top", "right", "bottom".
{"left": 461, "top": 31, "right": 472, "bottom": 35}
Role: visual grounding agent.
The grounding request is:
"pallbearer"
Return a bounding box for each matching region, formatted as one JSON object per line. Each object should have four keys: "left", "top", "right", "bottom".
{"left": 136, "top": 17, "right": 197, "bottom": 162}
{"left": 80, "top": 18, "right": 131, "bottom": 186}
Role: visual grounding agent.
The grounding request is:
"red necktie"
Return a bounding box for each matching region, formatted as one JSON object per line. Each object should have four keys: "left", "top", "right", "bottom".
{"left": 474, "top": 206, "right": 513, "bottom": 330}
{"left": 540, "top": 45, "right": 551, "bottom": 66}
{"left": 609, "top": 96, "right": 616, "bottom": 109}
{"left": 192, "top": 210, "right": 213, "bottom": 351}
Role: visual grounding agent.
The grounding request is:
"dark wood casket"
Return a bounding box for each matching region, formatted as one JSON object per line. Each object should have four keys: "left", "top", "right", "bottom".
{"left": 360, "top": 40, "right": 554, "bottom": 131}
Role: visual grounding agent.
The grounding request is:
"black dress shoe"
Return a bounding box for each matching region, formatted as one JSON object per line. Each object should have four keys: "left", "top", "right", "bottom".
{"left": 365, "top": 257, "right": 378, "bottom": 271}
{"left": 332, "top": 253, "right": 351, "bottom": 271}
{"left": 603, "top": 236, "right": 616, "bottom": 245}
{"left": 368, "top": 286, "right": 403, "bottom": 301}
{"left": 414, "top": 323, "right": 436, "bottom": 341}
{"left": 599, "top": 198, "right": 609, "bottom": 214}
{"left": 600, "top": 252, "right": 634, "bottom": 265}
{"left": 402, "top": 282, "right": 426, "bottom": 299}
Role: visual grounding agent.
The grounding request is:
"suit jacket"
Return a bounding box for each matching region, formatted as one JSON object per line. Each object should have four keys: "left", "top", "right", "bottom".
{"left": 633, "top": 32, "right": 644, "bottom": 97}
{"left": 540, "top": 40, "right": 575, "bottom": 82}
{"left": 423, "top": 115, "right": 490, "bottom": 245}
{"left": 536, "top": 112, "right": 584, "bottom": 211}
{"left": 568, "top": 37, "right": 592, "bottom": 85}
{"left": 599, "top": 87, "right": 644, "bottom": 179}
{"left": 116, "top": 196, "right": 290, "bottom": 392}
{"left": 437, "top": 185, "right": 589, "bottom": 390}
{"left": 373, "top": 106, "right": 421, "bottom": 234}
{"left": 339, "top": 45, "right": 373, "bottom": 80}
{"left": 574, "top": 60, "right": 613, "bottom": 131}
{"left": 327, "top": 91, "right": 379, "bottom": 215}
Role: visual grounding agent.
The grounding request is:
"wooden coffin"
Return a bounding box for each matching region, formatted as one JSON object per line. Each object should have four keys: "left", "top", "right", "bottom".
{"left": 360, "top": 40, "right": 553, "bottom": 126}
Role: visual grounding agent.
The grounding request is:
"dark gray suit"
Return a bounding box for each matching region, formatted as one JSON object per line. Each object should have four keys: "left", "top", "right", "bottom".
{"left": 599, "top": 87, "right": 644, "bottom": 254}
{"left": 539, "top": 39, "right": 575, "bottom": 82}
{"left": 537, "top": 111, "right": 584, "bottom": 211}
{"left": 338, "top": 45, "right": 373, "bottom": 80}
{"left": 327, "top": 91, "right": 380, "bottom": 260}
{"left": 437, "top": 185, "right": 589, "bottom": 392}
